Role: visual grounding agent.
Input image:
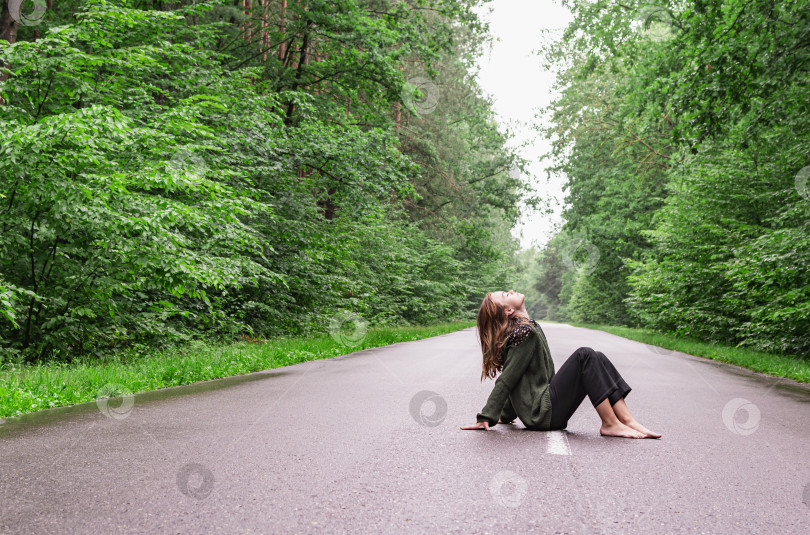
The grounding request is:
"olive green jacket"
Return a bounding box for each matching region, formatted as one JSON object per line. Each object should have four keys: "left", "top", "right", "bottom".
{"left": 476, "top": 323, "right": 555, "bottom": 430}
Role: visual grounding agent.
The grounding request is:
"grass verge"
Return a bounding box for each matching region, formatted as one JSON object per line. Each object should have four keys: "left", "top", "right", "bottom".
{"left": 574, "top": 323, "right": 810, "bottom": 385}
{"left": 0, "top": 321, "right": 475, "bottom": 419}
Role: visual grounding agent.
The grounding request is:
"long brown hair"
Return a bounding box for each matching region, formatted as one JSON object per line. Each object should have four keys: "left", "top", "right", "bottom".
{"left": 476, "top": 292, "right": 529, "bottom": 381}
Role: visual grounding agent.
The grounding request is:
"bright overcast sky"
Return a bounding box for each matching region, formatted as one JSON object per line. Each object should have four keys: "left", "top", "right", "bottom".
{"left": 473, "top": 0, "right": 573, "bottom": 249}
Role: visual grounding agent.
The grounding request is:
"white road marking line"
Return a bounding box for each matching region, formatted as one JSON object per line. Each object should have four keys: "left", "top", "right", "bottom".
{"left": 546, "top": 430, "right": 572, "bottom": 455}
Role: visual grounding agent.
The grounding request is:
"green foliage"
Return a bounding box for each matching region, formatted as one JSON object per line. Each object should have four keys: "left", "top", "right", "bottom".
{"left": 536, "top": 0, "right": 810, "bottom": 355}
{"left": 1, "top": 5, "right": 275, "bottom": 357}
{"left": 0, "top": 0, "right": 527, "bottom": 360}
{"left": 627, "top": 129, "right": 810, "bottom": 353}
{"left": 535, "top": 31, "right": 671, "bottom": 326}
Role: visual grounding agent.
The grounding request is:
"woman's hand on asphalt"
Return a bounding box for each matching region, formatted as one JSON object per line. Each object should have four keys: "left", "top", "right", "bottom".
{"left": 460, "top": 421, "right": 490, "bottom": 430}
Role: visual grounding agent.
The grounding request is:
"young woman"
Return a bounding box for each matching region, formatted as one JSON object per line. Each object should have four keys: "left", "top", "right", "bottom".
{"left": 461, "top": 290, "right": 661, "bottom": 439}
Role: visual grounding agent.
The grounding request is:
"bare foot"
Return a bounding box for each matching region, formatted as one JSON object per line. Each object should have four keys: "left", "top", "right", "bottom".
{"left": 600, "top": 422, "right": 646, "bottom": 439}
{"left": 621, "top": 418, "right": 662, "bottom": 439}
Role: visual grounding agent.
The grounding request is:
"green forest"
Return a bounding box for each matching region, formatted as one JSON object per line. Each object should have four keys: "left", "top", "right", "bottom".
{"left": 1, "top": 0, "right": 528, "bottom": 360}
{"left": 1, "top": 0, "right": 809, "bottom": 364}
{"left": 518, "top": 0, "right": 810, "bottom": 357}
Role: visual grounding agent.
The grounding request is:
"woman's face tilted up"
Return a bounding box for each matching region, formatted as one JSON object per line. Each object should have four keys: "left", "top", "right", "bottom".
{"left": 490, "top": 289, "right": 524, "bottom": 318}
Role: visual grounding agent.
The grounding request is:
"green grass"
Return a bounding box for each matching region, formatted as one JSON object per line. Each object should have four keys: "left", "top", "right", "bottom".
{"left": 0, "top": 321, "right": 475, "bottom": 419}
{"left": 574, "top": 323, "right": 810, "bottom": 385}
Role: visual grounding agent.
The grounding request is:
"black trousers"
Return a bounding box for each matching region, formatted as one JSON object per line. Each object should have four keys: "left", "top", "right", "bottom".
{"left": 548, "top": 347, "right": 632, "bottom": 431}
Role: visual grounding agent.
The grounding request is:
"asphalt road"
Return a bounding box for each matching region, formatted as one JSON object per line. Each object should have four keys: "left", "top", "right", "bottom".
{"left": 2, "top": 324, "right": 809, "bottom": 534}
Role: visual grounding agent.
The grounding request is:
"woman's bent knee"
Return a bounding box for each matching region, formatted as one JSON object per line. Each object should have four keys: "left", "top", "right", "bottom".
{"left": 578, "top": 347, "right": 611, "bottom": 362}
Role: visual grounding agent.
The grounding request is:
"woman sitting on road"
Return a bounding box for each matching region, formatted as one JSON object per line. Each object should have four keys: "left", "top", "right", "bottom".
{"left": 461, "top": 290, "right": 661, "bottom": 439}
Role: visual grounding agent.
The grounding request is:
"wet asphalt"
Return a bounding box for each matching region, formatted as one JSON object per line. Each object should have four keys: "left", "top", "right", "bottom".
{"left": 1, "top": 323, "right": 809, "bottom": 534}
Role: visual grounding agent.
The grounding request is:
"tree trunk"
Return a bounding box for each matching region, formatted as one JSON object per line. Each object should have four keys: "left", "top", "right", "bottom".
{"left": 261, "top": 0, "right": 269, "bottom": 62}
{"left": 319, "top": 187, "right": 336, "bottom": 220}
{"left": 0, "top": 1, "right": 18, "bottom": 104}
{"left": 0, "top": 1, "right": 18, "bottom": 47}
{"left": 245, "top": 0, "right": 253, "bottom": 42}
{"left": 278, "top": 0, "right": 287, "bottom": 60}
{"left": 284, "top": 19, "right": 310, "bottom": 124}
{"left": 395, "top": 64, "right": 403, "bottom": 128}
